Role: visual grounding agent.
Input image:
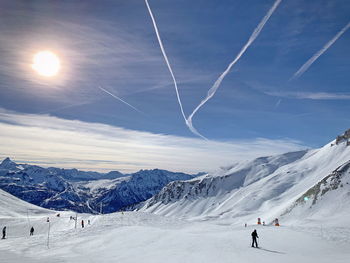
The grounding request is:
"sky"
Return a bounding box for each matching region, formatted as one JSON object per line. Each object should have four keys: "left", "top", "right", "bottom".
{"left": 0, "top": 0, "right": 349, "bottom": 173}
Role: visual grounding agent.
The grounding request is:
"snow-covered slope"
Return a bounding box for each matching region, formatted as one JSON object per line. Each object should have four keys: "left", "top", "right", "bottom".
{"left": 141, "top": 133, "right": 350, "bottom": 226}
{"left": 1, "top": 156, "right": 350, "bottom": 263}
{"left": 283, "top": 160, "right": 350, "bottom": 226}
{"left": 142, "top": 150, "right": 307, "bottom": 206}
{"left": 0, "top": 189, "right": 52, "bottom": 218}
{"left": 1, "top": 195, "right": 350, "bottom": 263}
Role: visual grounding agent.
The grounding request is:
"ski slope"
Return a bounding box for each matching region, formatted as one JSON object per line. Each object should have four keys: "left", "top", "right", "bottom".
{"left": 1, "top": 189, "right": 350, "bottom": 263}
{"left": 1, "top": 134, "right": 350, "bottom": 262}
{"left": 0, "top": 189, "right": 52, "bottom": 218}
{"left": 141, "top": 140, "right": 350, "bottom": 227}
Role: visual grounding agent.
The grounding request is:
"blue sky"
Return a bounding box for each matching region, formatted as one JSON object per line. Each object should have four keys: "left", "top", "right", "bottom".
{"left": 0, "top": 0, "right": 349, "bottom": 172}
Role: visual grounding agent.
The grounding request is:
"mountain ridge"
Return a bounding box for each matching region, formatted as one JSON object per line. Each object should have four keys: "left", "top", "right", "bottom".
{"left": 0, "top": 158, "right": 199, "bottom": 213}
{"left": 140, "top": 132, "right": 350, "bottom": 226}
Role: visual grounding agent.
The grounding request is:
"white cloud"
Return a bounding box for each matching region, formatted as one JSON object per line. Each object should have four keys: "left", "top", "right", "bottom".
{"left": 0, "top": 108, "right": 307, "bottom": 173}
{"left": 267, "top": 91, "right": 350, "bottom": 100}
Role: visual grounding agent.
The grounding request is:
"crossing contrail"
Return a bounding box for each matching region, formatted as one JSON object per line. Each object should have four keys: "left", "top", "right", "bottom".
{"left": 144, "top": 0, "right": 207, "bottom": 140}
{"left": 98, "top": 86, "right": 143, "bottom": 114}
{"left": 186, "top": 0, "right": 282, "bottom": 136}
{"left": 290, "top": 21, "right": 350, "bottom": 80}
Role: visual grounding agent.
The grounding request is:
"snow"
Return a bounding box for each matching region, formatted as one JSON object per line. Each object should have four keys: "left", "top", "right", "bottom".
{"left": 0, "top": 189, "right": 52, "bottom": 218}
{"left": 141, "top": 141, "right": 350, "bottom": 227}
{"left": 75, "top": 176, "right": 131, "bottom": 194}
{"left": 0, "top": 160, "right": 196, "bottom": 213}
{"left": 1, "top": 209, "right": 350, "bottom": 262}
{"left": 0, "top": 187, "right": 350, "bottom": 262}
{"left": 1, "top": 138, "right": 350, "bottom": 262}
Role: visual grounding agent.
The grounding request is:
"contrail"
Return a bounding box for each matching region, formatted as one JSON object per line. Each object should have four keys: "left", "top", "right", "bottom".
{"left": 98, "top": 86, "right": 143, "bottom": 114}
{"left": 186, "top": 0, "right": 282, "bottom": 135}
{"left": 291, "top": 21, "right": 350, "bottom": 80}
{"left": 275, "top": 99, "right": 282, "bottom": 108}
{"left": 144, "top": 0, "right": 207, "bottom": 140}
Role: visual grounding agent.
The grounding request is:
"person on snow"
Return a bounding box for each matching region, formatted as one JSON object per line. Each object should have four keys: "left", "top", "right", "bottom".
{"left": 81, "top": 220, "right": 84, "bottom": 228}
{"left": 251, "top": 229, "right": 259, "bottom": 248}
{"left": 2, "top": 226, "right": 6, "bottom": 239}
{"left": 30, "top": 226, "right": 34, "bottom": 236}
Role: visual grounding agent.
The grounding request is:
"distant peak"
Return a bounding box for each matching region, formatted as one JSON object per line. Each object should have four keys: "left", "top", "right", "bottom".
{"left": 0, "top": 157, "right": 17, "bottom": 169}
{"left": 2, "top": 157, "right": 13, "bottom": 163}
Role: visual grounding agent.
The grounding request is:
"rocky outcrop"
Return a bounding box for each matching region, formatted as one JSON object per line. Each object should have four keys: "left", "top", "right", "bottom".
{"left": 335, "top": 128, "right": 350, "bottom": 145}
{"left": 283, "top": 160, "right": 350, "bottom": 215}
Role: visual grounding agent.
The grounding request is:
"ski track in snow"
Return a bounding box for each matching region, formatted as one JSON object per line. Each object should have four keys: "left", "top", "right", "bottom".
{"left": 1, "top": 211, "right": 350, "bottom": 263}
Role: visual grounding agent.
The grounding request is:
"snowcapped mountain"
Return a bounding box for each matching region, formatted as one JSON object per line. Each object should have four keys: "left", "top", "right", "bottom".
{"left": 141, "top": 130, "right": 350, "bottom": 226}
{"left": 283, "top": 159, "right": 350, "bottom": 226}
{"left": 75, "top": 169, "right": 199, "bottom": 213}
{"left": 143, "top": 150, "right": 308, "bottom": 207}
{"left": 1, "top": 132, "right": 350, "bottom": 263}
{"left": 0, "top": 159, "right": 197, "bottom": 213}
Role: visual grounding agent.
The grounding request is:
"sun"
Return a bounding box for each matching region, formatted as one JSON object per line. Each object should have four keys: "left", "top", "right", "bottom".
{"left": 32, "top": 51, "right": 61, "bottom": 77}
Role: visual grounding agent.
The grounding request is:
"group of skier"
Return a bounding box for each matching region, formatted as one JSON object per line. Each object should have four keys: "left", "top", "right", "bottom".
{"left": 1, "top": 214, "right": 93, "bottom": 241}
{"left": 3, "top": 219, "right": 260, "bottom": 248}
{"left": 1, "top": 226, "right": 34, "bottom": 239}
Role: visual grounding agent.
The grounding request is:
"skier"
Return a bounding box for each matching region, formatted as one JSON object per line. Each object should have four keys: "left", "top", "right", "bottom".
{"left": 81, "top": 220, "right": 84, "bottom": 228}
{"left": 30, "top": 226, "right": 34, "bottom": 236}
{"left": 251, "top": 229, "right": 259, "bottom": 248}
{"left": 244, "top": 223, "right": 247, "bottom": 228}
{"left": 88, "top": 220, "right": 91, "bottom": 225}
{"left": 2, "top": 226, "right": 6, "bottom": 239}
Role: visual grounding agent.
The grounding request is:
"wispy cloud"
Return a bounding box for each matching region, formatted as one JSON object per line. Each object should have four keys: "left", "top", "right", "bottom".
{"left": 187, "top": 0, "right": 282, "bottom": 138}
{"left": 267, "top": 91, "right": 350, "bottom": 100}
{"left": 290, "top": 21, "right": 350, "bottom": 80}
{"left": 0, "top": 108, "right": 306, "bottom": 173}
{"left": 0, "top": 5, "right": 173, "bottom": 106}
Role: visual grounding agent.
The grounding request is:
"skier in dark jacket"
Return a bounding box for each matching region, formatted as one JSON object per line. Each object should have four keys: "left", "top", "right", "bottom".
{"left": 30, "top": 226, "right": 34, "bottom": 236}
{"left": 2, "top": 226, "right": 6, "bottom": 239}
{"left": 251, "top": 229, "right": 259, "bottom": 247}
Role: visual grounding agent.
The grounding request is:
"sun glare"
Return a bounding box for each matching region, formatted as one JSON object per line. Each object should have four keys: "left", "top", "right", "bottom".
{"left": 32, "top": 51, "right": 61, "bottom": 77}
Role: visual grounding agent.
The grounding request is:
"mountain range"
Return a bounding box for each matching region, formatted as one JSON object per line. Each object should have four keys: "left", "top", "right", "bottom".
{"left": 1, "top": 128, "right": 349, "bottom": 226}
{"left": 140, "top": 129, "right": 350, "bottom": 226}
{"left": 0, "top": 158, "right": 198, "bottom": 213}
